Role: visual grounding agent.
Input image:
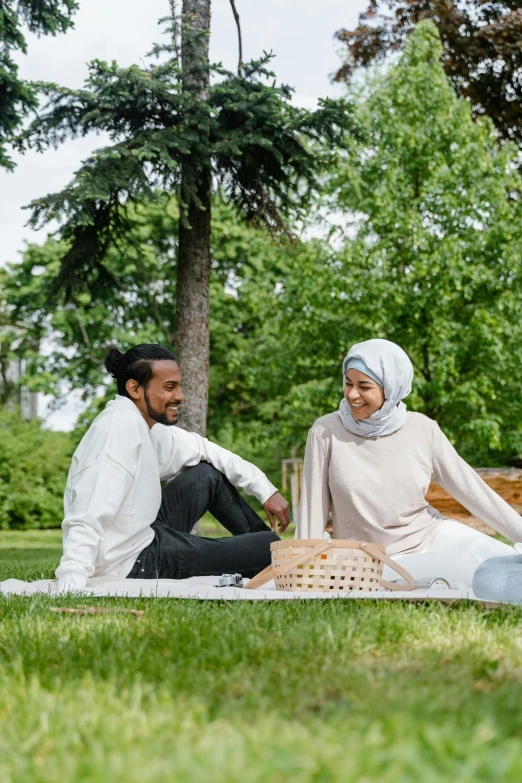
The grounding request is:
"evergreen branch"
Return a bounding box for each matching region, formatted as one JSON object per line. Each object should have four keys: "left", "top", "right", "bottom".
{"left": 16, "top": 0, "right": 78, "bottom": 36}
{"left": 1, "top": 0, "right": 80, "bottom": 169}
{"left": 228, "top": 0, "right": 243, "bottom": 77}
{"left": 14, "top": 61, "right": 185, "bottom": 152}
{"left": 168, "top": 0, "right": 181, "bottom": 66}
{"left": 14, "top": 45, "right": 357, "bottom": 299}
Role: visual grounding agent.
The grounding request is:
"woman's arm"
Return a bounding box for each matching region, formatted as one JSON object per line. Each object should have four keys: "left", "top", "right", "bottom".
{"left": 431, "top": 422, "right": 522, "bottom": 542}
{"left": 296, "top": 425, "right": 331, "bottom": 539}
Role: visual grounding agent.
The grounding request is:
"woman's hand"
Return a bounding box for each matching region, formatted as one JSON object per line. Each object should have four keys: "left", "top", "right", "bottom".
{"left": 263, "top": 492, "right": 291, "bottom": 533}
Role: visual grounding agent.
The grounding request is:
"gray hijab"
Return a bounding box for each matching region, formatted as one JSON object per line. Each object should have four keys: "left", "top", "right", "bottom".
{"left": 336, "top": 339, "right": 413, "bottom": 438}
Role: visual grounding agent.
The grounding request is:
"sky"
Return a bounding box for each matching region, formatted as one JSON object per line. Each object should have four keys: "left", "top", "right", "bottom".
{"left": 0, "top": 0, "right": 369, "bottom": 428}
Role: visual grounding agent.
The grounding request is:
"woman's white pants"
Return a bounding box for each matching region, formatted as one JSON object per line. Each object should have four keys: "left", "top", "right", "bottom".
{"left": 381, "top": 519, "right": 514, "bottom": 590}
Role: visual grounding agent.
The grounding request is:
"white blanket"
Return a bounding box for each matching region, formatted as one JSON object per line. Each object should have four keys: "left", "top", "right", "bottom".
{"left": 0, "top": 575, "right": 486, "bottom": 603}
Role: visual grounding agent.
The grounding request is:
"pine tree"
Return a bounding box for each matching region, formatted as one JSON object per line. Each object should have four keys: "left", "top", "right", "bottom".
{"left": 0, "top": 0, "right": 78, "bottom": 169}
{"left": 15, "top": 0, "right": 356, "bottom": 433}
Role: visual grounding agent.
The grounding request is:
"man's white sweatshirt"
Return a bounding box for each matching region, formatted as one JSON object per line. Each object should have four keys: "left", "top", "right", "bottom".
{"left": 55, "top": 395, "right": 277, "bottom": 592}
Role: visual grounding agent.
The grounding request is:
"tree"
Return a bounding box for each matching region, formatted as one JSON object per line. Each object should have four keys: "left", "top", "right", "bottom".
{"left": 226, "top": 21, "right": 522, "bottom": 466}
{"left": 6, "top": 21, "right": 522, "bottom": 468}
{"left": 14, "top": 0, "right": 356, "bottom": 434}
{"left": 0, "top": 194, "right": 292, "bottom": 410}
{"left": 0, "top": 196, "right": 181, "bottom": 401}
{"left": 0, "top": 194, "right": 306, "bottom": 482}
{"left": 207, "top": 236, "right": 354, "bottom": 462}
{"left": 334, "top": 1, "right": 522, "bottom": 149}
{"left": 176, "top": 0, "right": 212, "bottom": 438}
{"left": 0, "top": 0, "right": 78, "bottom": 169}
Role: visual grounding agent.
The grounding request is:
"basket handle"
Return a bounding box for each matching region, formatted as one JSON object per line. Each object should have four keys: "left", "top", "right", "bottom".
{"left": 359, "top": 541, "right": 415, "bottom": 591}
{"left": 244, "top": 540, "right": 334, "bottom": 590}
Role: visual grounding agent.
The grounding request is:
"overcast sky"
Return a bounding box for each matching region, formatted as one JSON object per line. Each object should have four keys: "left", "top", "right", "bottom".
{"left": 0, "top": 0, "right": 368, "bottom": 427}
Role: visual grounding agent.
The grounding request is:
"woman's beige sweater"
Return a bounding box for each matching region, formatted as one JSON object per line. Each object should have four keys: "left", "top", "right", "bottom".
{"left": 296, "top": 411, "right": 522, "bottom": 556}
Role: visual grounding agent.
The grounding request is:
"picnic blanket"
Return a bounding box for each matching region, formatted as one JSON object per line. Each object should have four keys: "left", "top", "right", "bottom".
{"left": 0, "top": 575, "right": 491, "bottom": 604}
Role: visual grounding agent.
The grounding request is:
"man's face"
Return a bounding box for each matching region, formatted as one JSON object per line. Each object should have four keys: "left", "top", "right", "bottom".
{"left": 134, "top": 360, "right": 185, "bottom": 427}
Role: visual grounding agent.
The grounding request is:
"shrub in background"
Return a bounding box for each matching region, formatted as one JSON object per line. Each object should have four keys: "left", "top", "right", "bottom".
{"left": 0, "top": 407, "right": 73, "bottom": 530}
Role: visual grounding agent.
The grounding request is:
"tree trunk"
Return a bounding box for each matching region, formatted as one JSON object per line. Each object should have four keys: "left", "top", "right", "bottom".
{"left": 174, "top": 0, "right": 212, "bottom": 436}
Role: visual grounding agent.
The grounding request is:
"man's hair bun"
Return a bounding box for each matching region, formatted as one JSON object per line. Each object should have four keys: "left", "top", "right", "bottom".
{"left": 104, "top": 343, "right": 176, "bottom": 397}
{"left": 104, "top": 348, "right": 124, "bottom": 378}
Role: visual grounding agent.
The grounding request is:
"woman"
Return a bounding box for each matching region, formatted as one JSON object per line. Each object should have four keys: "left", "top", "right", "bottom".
{"left": 297, "top": 338, "right": 521, "bottom": 588}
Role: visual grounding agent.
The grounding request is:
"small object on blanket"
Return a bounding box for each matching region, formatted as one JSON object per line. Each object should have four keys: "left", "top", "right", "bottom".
{"left": 50, "top": 605, "right": 144, "bottom": 617}
{"left": 218, "top": 573, "right": 243, "bottom": 588}
{"left": 391, "top": 577, "right": 451, "bottom": 591}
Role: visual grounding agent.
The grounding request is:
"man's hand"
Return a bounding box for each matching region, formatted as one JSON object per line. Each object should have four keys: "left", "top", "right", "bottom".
{"left": 263, "top": 492, "right": 291, "bottom": 533}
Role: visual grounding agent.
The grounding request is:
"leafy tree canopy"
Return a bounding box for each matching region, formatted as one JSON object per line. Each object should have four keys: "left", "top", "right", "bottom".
{"left": 229, "top": 21, "right": 522, "bottom": 466}
{"left": 0, "top": 0, "right": 78, "bottom": 169}
{"left": 10, "top": 5, "right": 360, "bottom": 434}
{"left": 0, "top": 196, "right": 288, "bottom": 396}
{"left": 12, "top": 27, "right": 357, "bottom": 303}
{"left": 0, "top": 195, "right": 305, "bottom": 481}
{"left": 335, "top": 21, "right": 522, "bottom": 462}
{"left": 334, "top": 1, "right": 522, "bottom": 149}
{"left": 3, "top": 21, "right": 522, "bottom": 475}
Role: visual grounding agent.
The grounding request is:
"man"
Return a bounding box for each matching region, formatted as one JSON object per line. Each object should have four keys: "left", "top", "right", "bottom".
{"left": 56, "top": 344, "right": 290, "bottom": 592}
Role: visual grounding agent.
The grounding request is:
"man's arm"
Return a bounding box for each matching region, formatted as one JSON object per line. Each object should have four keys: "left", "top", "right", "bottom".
{"left": 56, "top": 454, "right": 134, "bottom": 592}
{"left": 151, "top": 425, "right": 290, "bottom": 531}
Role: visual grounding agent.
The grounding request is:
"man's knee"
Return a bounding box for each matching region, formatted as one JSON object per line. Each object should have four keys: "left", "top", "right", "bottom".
{"left": 174, "top": 462, "right": 221, "bottom": 485}
{"left": 189, "top": 462, "right": 221, "bottom": 481}
{"left": 257, "top": 531, "right": 280, "bottom": 545}
{"left": 244, "top": 531, "right": 279, "bottom": 577}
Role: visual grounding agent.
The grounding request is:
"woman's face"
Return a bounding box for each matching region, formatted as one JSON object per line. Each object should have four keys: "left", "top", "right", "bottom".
{"left": 344, "top": 368, "right": 385, "bottom": 419}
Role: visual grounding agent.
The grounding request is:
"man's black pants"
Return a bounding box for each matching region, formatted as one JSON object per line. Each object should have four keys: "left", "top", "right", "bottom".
{"left": 128, "top": 463, "right": 279, "bottom": 580}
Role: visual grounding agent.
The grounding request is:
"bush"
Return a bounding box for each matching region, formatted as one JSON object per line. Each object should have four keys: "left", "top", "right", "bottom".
{"left": 0, "top": 408, "right": 73, "bottom": 530}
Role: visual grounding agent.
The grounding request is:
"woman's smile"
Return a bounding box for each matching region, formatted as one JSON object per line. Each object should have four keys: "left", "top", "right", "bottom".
{"left": 344, "top": 368, "right": 385, "bottom": 419}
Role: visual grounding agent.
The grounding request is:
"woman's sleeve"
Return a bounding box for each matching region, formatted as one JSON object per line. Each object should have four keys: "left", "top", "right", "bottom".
{"left": 431, "top": 421, "right": 522, "bottom": 543}
{"left": 296, "top": 425, "right": 331, "bottom": 539}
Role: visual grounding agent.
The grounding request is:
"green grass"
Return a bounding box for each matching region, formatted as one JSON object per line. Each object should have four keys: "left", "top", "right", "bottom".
{"left": 1, "top": 531, "right": 522, "bottom": 782}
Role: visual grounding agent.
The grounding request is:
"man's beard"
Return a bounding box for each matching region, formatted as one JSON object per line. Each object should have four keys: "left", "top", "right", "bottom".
{"left": 144, "top": 388, "right": 177, "bottom": 426}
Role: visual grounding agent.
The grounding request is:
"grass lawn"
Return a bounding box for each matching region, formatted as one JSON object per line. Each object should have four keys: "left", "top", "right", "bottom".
{"left": 1, "top": 530, "right": 522, "bottom": 782}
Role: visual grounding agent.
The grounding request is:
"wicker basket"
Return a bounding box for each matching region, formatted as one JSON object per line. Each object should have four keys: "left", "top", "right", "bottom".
{"left": 245, "top": 539, "right": 414, "bottom": 593}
